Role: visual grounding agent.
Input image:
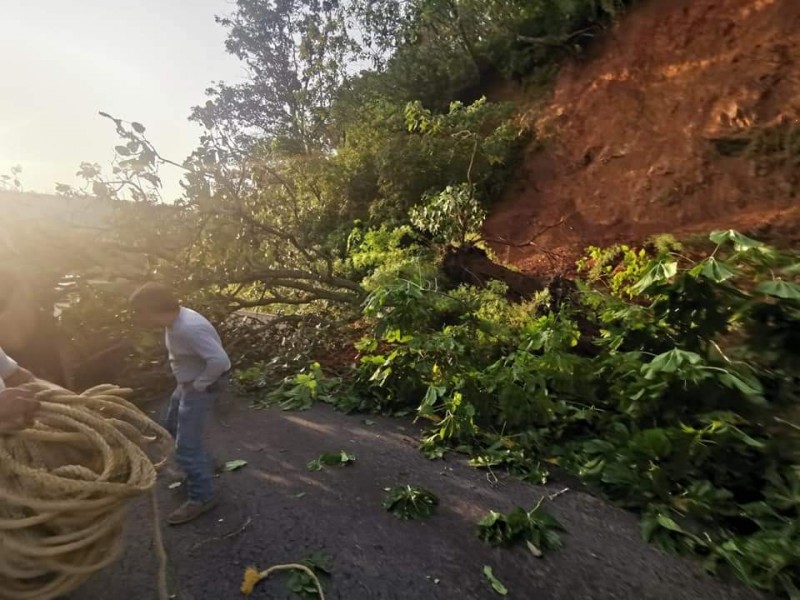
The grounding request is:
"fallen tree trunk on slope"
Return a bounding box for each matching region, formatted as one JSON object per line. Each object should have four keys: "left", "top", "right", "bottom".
{"left": 440, "top": 245, "right": 576, "bottom": 305}
{"left": 440, "top": 245, "right": 599, "bottom": 353}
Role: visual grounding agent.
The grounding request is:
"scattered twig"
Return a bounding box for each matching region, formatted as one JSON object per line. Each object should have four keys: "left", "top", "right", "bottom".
{"left": 189, "top": 516, "right": 253, "bottom": 554}
{"left": 516, "top": 26, "right": 596, "bottom": 47}
{"left": 485, "top": 466, "right": 499, "bottom": 487}
{"left": 223, "top": 517, "right": 253, "bottom": 539}
{"left": 547, "top": 487, "right": 570, "bottom": 502}
{"left": 479, "top": 214, "right": 572, "bottom": 248}
{"left": 774, "top": 417, "right": 800, "bottom": 433}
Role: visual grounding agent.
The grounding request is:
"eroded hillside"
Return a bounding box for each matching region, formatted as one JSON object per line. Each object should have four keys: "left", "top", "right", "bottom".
{"left": 485, "top": 0, "right": 800, "bottom": 273}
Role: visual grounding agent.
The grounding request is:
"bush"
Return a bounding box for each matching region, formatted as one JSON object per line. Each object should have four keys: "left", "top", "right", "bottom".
{"left": 347, "top": 230, "right": 800, "bottom": 596}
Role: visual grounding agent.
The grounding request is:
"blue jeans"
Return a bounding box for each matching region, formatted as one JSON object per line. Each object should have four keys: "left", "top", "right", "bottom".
{"left": 165, "top": 377, "right": 227, "bottom": 503}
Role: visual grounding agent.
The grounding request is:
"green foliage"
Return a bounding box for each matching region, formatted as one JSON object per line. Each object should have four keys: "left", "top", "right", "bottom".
{"left": 343, "top": 224, "right": 435, "bottom": 292}
{"left": 383, "top": 485, "right": 439, "bottom": 519}
{"left": 350, "top": 231, "right": 800, "bottom": 596}
{"left": 410, "top": 183, "right": 485, "bottom": 246}
{"left": 285, "top": 552, "right": 332, "bottom": 599}
{"left": 577, "top": 244, "right": 652, "bottom": 298}
{"left": 467, "top": 437, "right": 550, "bottom": 484}
{"left": 352, "top": 0, "right": 634, "bottom": 107}
{"left": 193, "top": 0, "right": 355, "bottom": 151}
{"left": 223, "top": 459, "right": 248, "bottom": 472}
{"left": 307, "top": 451, "right": 356, "bottom": 472}
{"left": 233, "top": 364, "right": 271, "bottom": 395}
{"left": 477, "top": 503, "right": 566, "bottom": 553}
{"left": 355, "top": 276, "right": 583, "bottom": 438}
{"left": 249, "top": 362, "right": 340, "bottom": 411}
{"left": 260, "top": 361, "right": 368, "bottom": 415}
{"left": 576, "top": 234, "right": 684, "bottom": 298}
{"left": 482, "top": 565, "right": 508, "bottom": 596}
{"left": 335, "top": 97, "right": 521, "bottom": 224}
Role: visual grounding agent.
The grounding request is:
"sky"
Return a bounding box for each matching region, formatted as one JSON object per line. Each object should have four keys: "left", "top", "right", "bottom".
{"left": 0, "top": 0, "right": 246, "bottom": 200}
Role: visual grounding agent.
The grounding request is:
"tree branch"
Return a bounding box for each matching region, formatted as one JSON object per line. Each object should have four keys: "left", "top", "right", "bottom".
{"left": 516, "top": 27, "right": 595, "bottom": 48}
{"left": 479, "top": 214, "right": 572, "bottom": 248}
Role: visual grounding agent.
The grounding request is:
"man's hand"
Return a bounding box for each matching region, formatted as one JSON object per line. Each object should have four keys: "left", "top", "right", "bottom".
{"left": 0, "top": 388, "right": 40, "bottom": 434}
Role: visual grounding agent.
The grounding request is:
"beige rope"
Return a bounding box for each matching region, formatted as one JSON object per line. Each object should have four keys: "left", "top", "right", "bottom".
{"left": 0, "top": 381, "right": 172, "bottom": 600}
{"left": 241, "top": 563, "right": 325, "bottom": 598}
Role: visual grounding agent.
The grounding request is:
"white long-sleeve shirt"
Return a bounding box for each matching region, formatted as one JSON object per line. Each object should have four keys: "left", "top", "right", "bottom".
{"left": 166, "top": 307, "right": 231, "bottom": 392}
{"left": 0, "top": 346, "right": 19, "bottom": 390}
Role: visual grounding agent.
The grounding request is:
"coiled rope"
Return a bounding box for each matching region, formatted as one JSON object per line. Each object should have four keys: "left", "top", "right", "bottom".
{"left": 241, "top": 563, "right": 325, "bottom": 598}
{"left": 0, "top": 381, "right": 172, "bottom": 600}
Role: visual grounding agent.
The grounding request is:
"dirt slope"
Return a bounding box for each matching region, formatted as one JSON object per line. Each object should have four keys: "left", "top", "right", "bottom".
{"left": 485, "top": 0, "right": 800, "bottom": 273}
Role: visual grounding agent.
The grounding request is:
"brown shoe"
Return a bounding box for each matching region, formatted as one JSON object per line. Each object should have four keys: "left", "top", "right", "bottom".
{"left": 167, "top": 499, "right": 218, "bottom": 526}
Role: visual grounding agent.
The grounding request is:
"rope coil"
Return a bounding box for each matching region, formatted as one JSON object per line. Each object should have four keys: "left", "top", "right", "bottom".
{"left": 0, "top": 381, "right": 172, "bottom": 600}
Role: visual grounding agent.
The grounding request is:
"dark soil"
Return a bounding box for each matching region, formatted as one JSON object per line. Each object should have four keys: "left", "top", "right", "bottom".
{"left": 71, "top": 394, "right": 765, "bottom": 600}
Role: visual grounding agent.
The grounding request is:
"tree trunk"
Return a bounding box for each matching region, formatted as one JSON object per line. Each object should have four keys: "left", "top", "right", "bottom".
{"left": 440, "top": 245, "right": 574, "bottom": 304}
{"left": 440, "top": 245, "right": 599, "bottom": 354}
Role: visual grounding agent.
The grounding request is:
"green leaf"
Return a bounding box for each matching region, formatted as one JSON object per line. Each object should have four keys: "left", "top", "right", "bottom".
{"left": 718, "top": 371, "right": 765, "bottom": 403}
{"left": 526, "top": 540, "right": 543, "bottom": 557}
{"left": 756, "top": 280, "right": 800, "bottom": 300}
{"left": 483, "top": 565, "right": 508, "bottom": 596}
{"left": 478, "top": 510, "right": 503, "bottom": 528}
{"left": 632, "top": 260, "right": 678, "bottom": 294}
{"left": 655, "top": 513, "right": 686, "bottom": 534}
{"left": 699, "top": 257, "right": 737, "bottom": 282}
{"left": 307, "top": 451, "right": 355, "bottom": 472}
{"left": 477, "top": 505, "right": 565, "bottom": 550}
{"left": 224, "top": 459, "right": 248, "bottom": 472}
{"left": 641, "top": 513, "right": 659, "bottom": 541}
{"left": 633, "top": 429, "right": 672, "bottom": 458}
{"left": 421, "top": 384, "right": 441, "bottom": 408}
{"left": 782, "top": 263, "right": 800, "bottom": 276}
{"left": 644, "top": 349, "right": 703, "bottom": 375}
{"left": 709, "top": 230, "right": 764, "bottom": 251}
{"left": 383, "top": 485, "right": 438, "bottom": 519}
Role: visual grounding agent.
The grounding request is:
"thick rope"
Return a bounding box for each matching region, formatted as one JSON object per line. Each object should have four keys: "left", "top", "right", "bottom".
{"left": 241, "top": 563, "right": 325, "bottom": 598}
{"left": 0, "top": 380, "right": 172, "bottom": 600}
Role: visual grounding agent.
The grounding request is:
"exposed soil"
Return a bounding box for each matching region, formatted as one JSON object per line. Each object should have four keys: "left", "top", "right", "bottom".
{"left": 485, "top": 0, "right": 800, "bottom": 275}
{"left": 71, "top": 395, "right": 765, "bottom": 600}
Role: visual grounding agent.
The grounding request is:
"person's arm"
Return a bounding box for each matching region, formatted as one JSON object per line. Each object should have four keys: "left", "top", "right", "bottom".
{"left": 186, "top": 326, "right": 231, "bottom": 392}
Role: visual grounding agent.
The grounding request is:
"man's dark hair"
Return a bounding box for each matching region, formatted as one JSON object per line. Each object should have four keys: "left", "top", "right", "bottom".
{"left": 129, "top": 282, "right": 180, "bottom": 314}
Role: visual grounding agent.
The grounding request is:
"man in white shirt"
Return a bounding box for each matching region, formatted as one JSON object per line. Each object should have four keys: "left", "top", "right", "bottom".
{"left": 0, "top": 346, "right": 39, "bottom": 434}
{"left": 129, "top": 283, "right": 231, "bottom": 526}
